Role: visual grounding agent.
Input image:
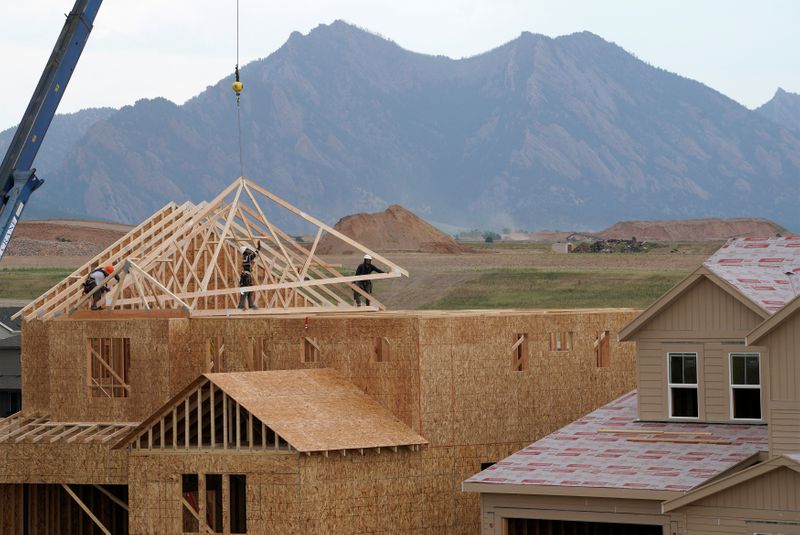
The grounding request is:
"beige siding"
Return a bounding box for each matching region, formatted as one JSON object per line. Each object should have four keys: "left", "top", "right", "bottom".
{"left": 635, "top": 278, "right": 767, "bottom": 423}
{"left": 770, "top": 407, "right": 800, "bottom": 455}
{"left": 640, "top": 278, "right": 763, "bottom": 338}
{"left": 761, "top": 312, "right": 800, "bottom": 456}
{"left": 764, "top": 312, "right": 800, "bottom": 402}
{"left": 681, "top": 467, "right": 800, "bottom": 534}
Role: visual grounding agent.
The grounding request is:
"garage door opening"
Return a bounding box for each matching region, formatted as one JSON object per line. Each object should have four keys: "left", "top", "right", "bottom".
{"left": 507, "top": 518, "right": 662, "bottom": 535}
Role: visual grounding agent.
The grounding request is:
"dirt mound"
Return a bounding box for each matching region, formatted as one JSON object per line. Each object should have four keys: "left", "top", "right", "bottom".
{"left": 317, "top": 205, "right": 467, "bottom": 255}
{"left": 5, "top": 219, "right": 131, "bottom": 257}
{"left": 598, "top": 218, "right": 787, "bottom": 242}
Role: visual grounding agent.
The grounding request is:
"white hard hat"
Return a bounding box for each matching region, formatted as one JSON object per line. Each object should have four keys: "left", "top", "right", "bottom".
{"left": 363, "top": 254, "right": 372, "bottom": 260}
{"left": 240, "top": 245, "right": 248, "bottom": 253}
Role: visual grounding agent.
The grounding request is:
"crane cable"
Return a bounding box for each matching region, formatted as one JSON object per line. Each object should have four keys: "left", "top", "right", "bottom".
{"left": 233, "top": 0, "right": 245, "bottom": 179}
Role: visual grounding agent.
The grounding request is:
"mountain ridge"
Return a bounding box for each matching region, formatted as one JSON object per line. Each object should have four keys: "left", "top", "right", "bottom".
{"left": 6, "top": 21, "right": 800, "bottom": 231}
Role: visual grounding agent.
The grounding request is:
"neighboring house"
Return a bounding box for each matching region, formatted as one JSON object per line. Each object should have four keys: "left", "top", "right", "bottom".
{"left": 465, "top": 237, "right": 800, "bottom": 534}
{"left": 0, "top": 308, "right": 21, "bottom": 416}
{"left": 0, "top": 307, "right": 21, "bottom": 340}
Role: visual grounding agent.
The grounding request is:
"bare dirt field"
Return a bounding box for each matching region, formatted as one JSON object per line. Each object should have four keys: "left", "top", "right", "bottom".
{"left": 0, "top": 217, "right": 714, "bottom": 310}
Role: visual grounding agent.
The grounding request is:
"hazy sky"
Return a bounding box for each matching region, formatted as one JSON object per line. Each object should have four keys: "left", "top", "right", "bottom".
{"left": 1, "top": 1, "right": 798, "bottom": 128}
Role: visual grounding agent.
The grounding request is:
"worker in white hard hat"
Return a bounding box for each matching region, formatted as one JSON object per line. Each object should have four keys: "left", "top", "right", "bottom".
{"left": 240, "top": 241, "right": 261, "bottom": 272}
{"left": 353, "top": 254, "right": 383, "bottom": 306}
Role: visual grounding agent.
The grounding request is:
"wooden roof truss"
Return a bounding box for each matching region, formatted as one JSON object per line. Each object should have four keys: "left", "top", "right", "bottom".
{"left": 124, "top": 378, "right": 295, "bottom": 453}
{"left": 0, "top": 413, "right": 137, "bottom": 445}
{"left": 15, "top": 177, "right": 408, "bottom": 320}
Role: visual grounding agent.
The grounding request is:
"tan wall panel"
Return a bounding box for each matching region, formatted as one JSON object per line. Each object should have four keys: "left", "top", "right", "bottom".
{"left": 639, "top": 278, "right": 763, "bottom": 338}
{"left": 0, "top": 444, "right": 127, "bottom": 485}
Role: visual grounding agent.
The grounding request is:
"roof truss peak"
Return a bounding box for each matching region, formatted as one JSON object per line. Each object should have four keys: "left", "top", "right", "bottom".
{"left": 16, "top": 177, "right": 408, "bottom": 321}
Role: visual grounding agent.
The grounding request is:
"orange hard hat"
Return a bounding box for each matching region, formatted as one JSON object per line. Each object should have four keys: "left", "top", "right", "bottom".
{"left": 104, "top": 265, "right": 114, "bottom": 274}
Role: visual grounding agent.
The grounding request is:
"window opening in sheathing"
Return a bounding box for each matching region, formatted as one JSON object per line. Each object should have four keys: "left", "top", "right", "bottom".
{"left": 247, "top": 336, "right": 268, "bottom": 371}
{"left": 87, "top": 338, "right": 131, "bottom": 398}
{"left": 595, "top": 331, "right": 611, "bottom": 367}
{"left": 182, "top": 474, "right": 199, "bottom": 533}
{"left": 230, "top": 474, "right": 247, "bottom": 534}
{"left": 208, "top": 336, "right": 225, "bottom": 372}
{"left": 549, "top": 332, "right": 573, "bottom": 352}
{"left": 374, "top": 337, "right": 390, "bottom": 362}
{"left": 206, "top": 474, "right": 223, "bottom": 533}
{"left": 512, "top": 334, "right": 528, "bottom": 372}
{"left": 302, "top": 337, "right": 319, "bottom": 363}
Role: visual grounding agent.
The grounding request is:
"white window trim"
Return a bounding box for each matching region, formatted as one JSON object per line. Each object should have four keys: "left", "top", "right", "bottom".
{"left": 729, "top": 352, "right": 762, "bottom": 422}
{"left": 667, "top": 352, "right": 700, "bottom": 420}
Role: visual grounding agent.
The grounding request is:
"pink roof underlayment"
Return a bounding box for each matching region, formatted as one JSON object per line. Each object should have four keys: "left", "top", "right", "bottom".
{"left": 704, "top": 236, "right": 800, "bottom": 313}
{"left": 465, "top": 391, "right": 767, "bottom": 492}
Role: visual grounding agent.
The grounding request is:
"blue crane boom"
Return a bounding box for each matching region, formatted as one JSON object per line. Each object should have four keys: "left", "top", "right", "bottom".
{"left": 0, "top": 0, "right": 103, "bottom": 259}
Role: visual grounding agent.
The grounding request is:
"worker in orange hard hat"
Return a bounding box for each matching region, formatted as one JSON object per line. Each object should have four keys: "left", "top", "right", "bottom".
{"left": 82, "top": 265, "right": 120, "bottom": 311}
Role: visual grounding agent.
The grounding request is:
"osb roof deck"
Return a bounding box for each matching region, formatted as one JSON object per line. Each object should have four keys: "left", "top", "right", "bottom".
{"left": 208, "top": 369, "right": 427, "bottom": 452}
{"left": 465, "top": 391, "right": 767, "bottom": 494}
{"left": 704, "top": 236, "right": 800, "bottom": 313}
{"left": 13, "top": 177, "right": 408, "bottom": 322}
{"left": 118, "top": 369, "right": 427, "bottom": 454}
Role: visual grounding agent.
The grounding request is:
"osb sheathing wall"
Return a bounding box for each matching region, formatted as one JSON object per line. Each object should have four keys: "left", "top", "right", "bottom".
{"left": 20, "top": 309, "right": 638, "bottom": 534}
{"left": 0, "top": 444, "right": 127, "bottom": 485}
{"left": 128, "top": 453, "right": 300, "bottom": 534}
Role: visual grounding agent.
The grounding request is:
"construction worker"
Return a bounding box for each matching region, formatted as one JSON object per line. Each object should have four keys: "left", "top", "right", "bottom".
{"left": 237, "top": 269, "right": 258, "bottom": 310}
{"left": 241, "top": 242, "right": 261, "bottom": 272}
{"left": 354, "top": 254, "right": 383, "bottom": 306}
{"left": 82, "top": 265, "right": 119, "bottom": 310}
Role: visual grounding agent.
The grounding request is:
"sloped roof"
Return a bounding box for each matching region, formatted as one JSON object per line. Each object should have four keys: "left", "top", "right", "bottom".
{"left": 463, "top": 391, "right": 767, "bottom": 495}
{"left": 116, "top": 368, "right": 427, "bottom": 454}
{"left": 206, "top": 369, "right": 427, "bottom": 452}
{"left": 662, "top": 453, "right": 800, "bottom": 511}
{"left": 0, "top": 307, "right": 21, "bottom": 334}
{"left": 703, "top": 236, "right": 800, "bottom": 313}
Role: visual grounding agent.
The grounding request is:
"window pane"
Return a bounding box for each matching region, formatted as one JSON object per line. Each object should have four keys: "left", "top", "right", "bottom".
{"left": 732, "top": 388, "right": 761, "bottom": 419}
{"left": 671, "top": 387, "right": 698, "bottom": 417}
{"left": 683, "top": 356, "right": 697, "bottom": 384}
{"left": 745, "top": 356, "right": 760, "bottom": 385}
{"left": 670, "top": 355, "right": 684, "bottom": 384}
{"left": 731, "top": 356, "right": 746, "bottom": 385}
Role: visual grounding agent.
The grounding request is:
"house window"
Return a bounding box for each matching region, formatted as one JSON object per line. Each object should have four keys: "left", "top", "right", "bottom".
{"left": 669, "top": 352, "right": 699, "bottom": 418}
{"left": 208, "top": 336, "right": 225, "bottom": 372}
{"left": 595, "top": 331, "right": 611, "bottom": 367}
{"left": 206, "top": 474, "right": 223, "bottom": 533}
{"left": 373, "top": 337, "right": 390, "bottom": 362}
{"left": 549, "top": 332, "right": 573, "bottom": 352}
{"left": 512, "top": 334, "right": 528, "bottom": 372}
{"left": 87, "top": 338, "right": 131, "bottom": 398}
{"left": 730, "top": 353, "right": 761, "bottom": 420}
{"left": 302, "top": 337, "right": 319, "bottom": 363}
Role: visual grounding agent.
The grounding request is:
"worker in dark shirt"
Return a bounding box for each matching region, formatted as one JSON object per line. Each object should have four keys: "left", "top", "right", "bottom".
{"left": 354, "top": 254, "right": 383, "bottom": 306}
{"left": 237, "top": 270, "right": 257, "bottom": 310}
{"left": 241, "top": 242, "right": 261, "bottom": 272}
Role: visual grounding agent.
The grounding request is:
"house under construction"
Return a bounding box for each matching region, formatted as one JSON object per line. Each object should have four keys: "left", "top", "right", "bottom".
{"left": 466, "top": 236, "right": 800, "bottom": 534}
{"left": 0, "top": 178, "right": 639, "bottom": 534}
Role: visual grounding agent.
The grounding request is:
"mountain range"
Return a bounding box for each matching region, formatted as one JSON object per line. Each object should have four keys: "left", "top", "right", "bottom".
{"left": 2, "top": 21, "right": 800, "bottom": 231}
